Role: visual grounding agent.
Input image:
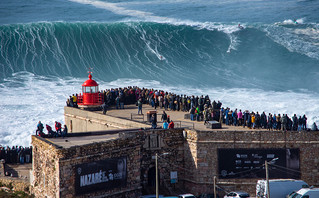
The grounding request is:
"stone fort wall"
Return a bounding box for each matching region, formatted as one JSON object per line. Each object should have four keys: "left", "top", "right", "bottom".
{"left": 31, "top": 128, "right": 186, "bottom": 198}
{"left": 31, "top": 107, "right": 319, "bottom": 197}
{"left": 183, "top": 129, "right": 319, "bottom": 195}
{"left": 64, "top": 106, "right": 149, "bottom": 132}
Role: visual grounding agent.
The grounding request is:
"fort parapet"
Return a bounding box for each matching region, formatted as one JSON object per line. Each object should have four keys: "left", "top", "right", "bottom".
{"left": 31, "top": 105, "right": 319, "bottom": 197}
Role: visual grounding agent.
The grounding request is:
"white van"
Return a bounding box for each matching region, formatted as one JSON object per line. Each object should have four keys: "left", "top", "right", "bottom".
{"left": 287, "top": 188, "right": 319, "bottom": 198}
{"left": 256, "top": 179, "right": 308, "bottom": 198}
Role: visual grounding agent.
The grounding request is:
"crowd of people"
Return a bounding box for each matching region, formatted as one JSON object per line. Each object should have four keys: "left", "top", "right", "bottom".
{"left": 36, "top": 121, "right": 68, "bottom": 138}
{"left": 66, "top": 94, "right": 78, "bottom": 108}
{"left": 68, "top": 86, "right": 223, "bottom": 128}
{"left": 68, "top": 86, "right": 222, "bottom": 112}
{"left": 101, "top": 87, "right": 222, "bottom": 114}
{"left": 0, "top": 145, "right": 32, "bottom": 165}
{"left": 67, "top": 86, "right": 316, "bottom": 131}
{"left": 218, "top": 108, "right": 314, "bottom": 131}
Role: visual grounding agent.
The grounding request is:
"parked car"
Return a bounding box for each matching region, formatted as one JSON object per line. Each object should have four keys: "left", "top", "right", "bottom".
{"left": 223, "top": 191, "right": 250, "bottom": 198}
{"left": 287, "top": 191, "right": 297, "bottom": 198}
{"left": 178, "top": 194, "right": 197, "bottom": 198}
{"left": 287, "top": 187, "right": 319, "bottom": 198}
{"left": 140, "top": 195, "right": 164, "bottom": 198}
{"left": 256, "top": 179, "right": 308, "bottom": 198}
{"left": 197, "top": 193, "right": 219, "bottom": 198}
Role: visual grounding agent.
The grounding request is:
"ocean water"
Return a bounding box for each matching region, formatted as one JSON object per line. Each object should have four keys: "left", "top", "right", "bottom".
{"left": 1, "top": 0, "right": 319, "bottom": 146}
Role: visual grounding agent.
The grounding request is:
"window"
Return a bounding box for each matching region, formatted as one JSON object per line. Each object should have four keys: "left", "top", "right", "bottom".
{"left": 83, "top": 86, "right": 98, "bottom": 93}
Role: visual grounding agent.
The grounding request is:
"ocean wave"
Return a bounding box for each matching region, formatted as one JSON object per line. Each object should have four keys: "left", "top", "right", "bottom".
{"left": 0, "top": 21, "right": 318, "bottom": 92}
{"left": 266, "top": 18, "right": 319, "bottom": 60}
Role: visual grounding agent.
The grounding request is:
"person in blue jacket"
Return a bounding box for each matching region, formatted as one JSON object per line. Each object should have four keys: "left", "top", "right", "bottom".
{"left": 163, "top": 121, "right": 168, "bottom": 129}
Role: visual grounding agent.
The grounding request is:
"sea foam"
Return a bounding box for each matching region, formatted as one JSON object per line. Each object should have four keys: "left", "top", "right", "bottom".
{"left": 2, "top": 73, "right": 317, "bottom": 147}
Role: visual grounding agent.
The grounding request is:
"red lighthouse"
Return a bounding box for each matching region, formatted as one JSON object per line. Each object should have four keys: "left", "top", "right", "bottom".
{"left": 77, "top": 72, "right": 104, "bottom": 109}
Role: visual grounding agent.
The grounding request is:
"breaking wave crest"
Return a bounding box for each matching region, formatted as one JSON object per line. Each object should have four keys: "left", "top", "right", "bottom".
{"left": 0, "top": 21, "right": 319, "bottom": 91}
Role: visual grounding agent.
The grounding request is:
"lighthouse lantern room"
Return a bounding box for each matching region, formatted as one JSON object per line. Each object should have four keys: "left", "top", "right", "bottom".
{"left": 77, "top": 71, "right": 104, "bottom": 109}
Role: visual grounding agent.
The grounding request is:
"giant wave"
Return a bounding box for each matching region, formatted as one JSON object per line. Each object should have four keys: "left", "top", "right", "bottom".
{"left": 1, "top": 21, "right": 319, "bottom": 91}
{"left": 1, "top": 21, "right": 319, "bottom": 146}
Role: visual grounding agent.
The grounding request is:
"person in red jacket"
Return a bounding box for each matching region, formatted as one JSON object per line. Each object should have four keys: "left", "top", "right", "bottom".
{"left": 46, "top": 124, "right": 57, "bottom": 137}
{"left": 168, "top": 120, "right": 174, "bottom": 129}
{"left": 55, "top": 121, "right": 62, "bottom": 135}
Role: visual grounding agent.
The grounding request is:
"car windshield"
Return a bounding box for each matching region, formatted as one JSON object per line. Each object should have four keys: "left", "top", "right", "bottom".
{"left": 239, "top": 195, "right": 249, "bottom": 198}
{"left": 287, "top": 192, "right": 297, "bottom": 198}
{"left": 293, "top": 194, "right": 303, "bottom": 198}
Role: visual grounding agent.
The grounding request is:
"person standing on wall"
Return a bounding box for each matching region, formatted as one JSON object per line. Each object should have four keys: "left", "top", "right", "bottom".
{"left": 168, "top": 120, "right": 174, "bottom": 129}
{"left": 151, "top": 114, "right": 157, "bottom": 129}
{"left": 62, "top": 125, "right": 68, "bottom": 138}
{"left": 55, "top": 121, "right": 62, "bottom": 135}
{"left": 137, "top": 99, "right": 143, "bottom": 114}
{"left": 36, "top": 121, "right": 44, "bottom": 136}
{"left": 161, "top": 111, "right": 167, "bottom": 122}
{"left": 102, "top": 102, "right": 107, "bottom": 114}
{"left": 163, "top": 121, "right": 168, "bottom": 129}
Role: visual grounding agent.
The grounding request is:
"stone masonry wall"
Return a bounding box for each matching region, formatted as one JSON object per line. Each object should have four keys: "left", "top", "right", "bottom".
{"left": 58, "top": 137, "right": 142, "bottom": 198}
{"left": 183, "top": 129, "right": 319, "bottom": 196}
{"left": 133, "top": 128, "right": 185, "bottom": 194}
{"left": 31, "top": 128, "right": 185, "bottom": 198}
{"left": 31, "top": 136, "right": 62, "bottom": 198}
{"left": 0, "top": 178, "right": 30, "bottom": 192}
{"left": 64, "top": 106, "right": 149, "bottom": 133}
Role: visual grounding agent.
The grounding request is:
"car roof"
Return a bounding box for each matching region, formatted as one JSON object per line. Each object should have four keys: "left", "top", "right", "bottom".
{"left": 140, "top": 195, "right": 164, "bottom": 198}
{"left": 297, "top": 188, "right": 319, "bottom": 193}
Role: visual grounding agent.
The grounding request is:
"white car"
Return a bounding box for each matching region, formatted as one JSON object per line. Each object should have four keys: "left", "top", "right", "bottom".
{"left": 223, "top": 191, "right": 250, "bottom": 198}
{"left": 178, "top": 194, "right": 196, "bottom": 198}
{"left": 287, "top": 187, "right": 319, "bottom": 197}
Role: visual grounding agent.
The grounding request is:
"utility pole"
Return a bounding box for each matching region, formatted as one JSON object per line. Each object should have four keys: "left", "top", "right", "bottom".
{"left": 265, "top": 158, "right": 278, "bottom": 198}
{"left": 213, "top": 176, "right": 217, "bottom": 198}
{"left": 265, "top": 160, "right": 270, "bottom": 198}
{"left": 156, "top": 153, "right": 159, "bottom": 198}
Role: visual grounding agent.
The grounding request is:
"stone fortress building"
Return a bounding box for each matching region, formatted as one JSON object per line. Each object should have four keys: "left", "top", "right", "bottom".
{"left": 31, "top": 105, "right": 319, "bottom": 197}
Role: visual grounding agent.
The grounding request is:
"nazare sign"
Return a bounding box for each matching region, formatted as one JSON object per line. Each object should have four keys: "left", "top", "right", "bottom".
{"left": 75, "top": 157, "right": 127, "bottom": 195}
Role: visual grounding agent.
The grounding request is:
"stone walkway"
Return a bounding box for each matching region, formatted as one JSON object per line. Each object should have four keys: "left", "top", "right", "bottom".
{"left": 101, "top": 104, "right": 268, "bottom": 132}
{"left": 0, "top": 163, "right": 31, "bottom": 181}
{"left": 48, "top": 104, "right": 268, "bottom": 148}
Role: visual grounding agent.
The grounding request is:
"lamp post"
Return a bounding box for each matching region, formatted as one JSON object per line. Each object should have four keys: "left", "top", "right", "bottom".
{"left": 156, "top": 153, "right": 159, "bottom": 198}
{"left": 155, "top": 153, "right": 169, "bottom": 198}
{"left": 213, "top": 176, "right": 217, "bottom": 198}
{"left": 265, "top": 158, "right": 278, "bottom": 198}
